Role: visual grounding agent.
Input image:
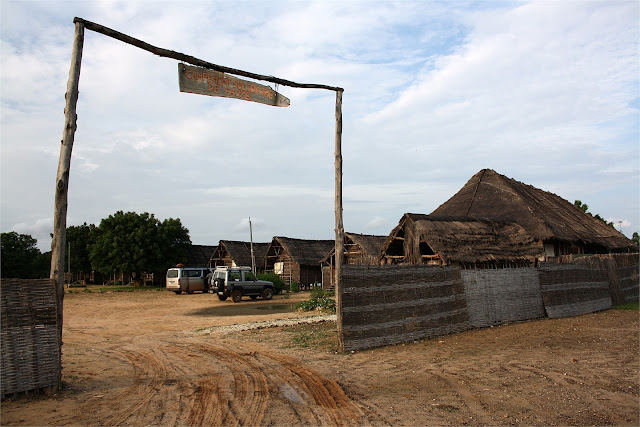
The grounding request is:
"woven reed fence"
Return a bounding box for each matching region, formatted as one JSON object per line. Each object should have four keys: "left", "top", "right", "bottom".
{"left": 571, "top": 254, "right": 639, "bottom": 305}
{"left": 340, "top": 265, "right": 469, "bottom": 352}
{"left": 1, "top": 279, "right": 60, "bottom": 397}
{"left": 538, "top": 265, "right": 611, "bottom": 318}
{"left": 461, "top": 268, "right": 544, "bottom": 328}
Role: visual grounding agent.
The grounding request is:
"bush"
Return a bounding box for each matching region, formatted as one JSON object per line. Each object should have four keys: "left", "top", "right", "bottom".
{"left": 296, "top": 289, "right": 336, "bottom": 313}
{"left": 257, "top": 272, "right": 286, "bottom": 294}
{"left": 290, "top": 281, "right": 300, "bottom": 293}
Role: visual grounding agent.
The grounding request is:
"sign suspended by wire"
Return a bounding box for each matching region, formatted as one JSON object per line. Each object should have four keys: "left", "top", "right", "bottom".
{"left": 178, "top": 63, "right": 290, "bottom": 107}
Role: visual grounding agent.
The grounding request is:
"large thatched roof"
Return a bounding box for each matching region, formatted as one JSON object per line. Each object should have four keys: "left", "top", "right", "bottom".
{"left": 415, "top": 215, "right": 542, "bottom": 263}
{"left": 432, "top": 169, "right": 635, "bottom": 250}
{"left": 269, "top": 237, "right": 335, "bottom": 265}
{"left": 381, "top": 214, "right": 543, "bottom": 264}
{"left": 210, "top": 240, "right": 270, "bottom": 267}
{"left": 184, "top": 244, "right": 217, "bottom": 267}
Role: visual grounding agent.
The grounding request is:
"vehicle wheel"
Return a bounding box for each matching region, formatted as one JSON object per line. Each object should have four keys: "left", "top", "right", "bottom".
{"left": 262, "top": 288, "right": 274, "bottom": 300}
{"left": 217, "top": 295, "right": 227, "bottom": 301}
{"left": 174, "top": 291, "right": 182, "bottom": 295}
{"left": 231, "top": 289, "right": 242, "bottom": 303}
{"left": 250, "top": 295, "right": 258, "bottom": 300}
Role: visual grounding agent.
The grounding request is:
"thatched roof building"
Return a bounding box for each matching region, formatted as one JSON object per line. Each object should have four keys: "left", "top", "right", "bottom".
{"left": 321, "top": 233, "right": 387, "bottom": 289}
{"left": 321, "top": 233, "right": 387, "bottom": 266}
{"left": 208, "top": 240, "right": 270, "bottom": 270}
{"left": 380, "top": 213, "right": 544, "bottom": 267}
{"left": 183, "top": 244, "right": 217, "bottom": 267}
{"left": 431, "top": 169, "right": 636, "bottom": 256}
{"left": 264, "top": 237, "right": 334, "bottom": 287}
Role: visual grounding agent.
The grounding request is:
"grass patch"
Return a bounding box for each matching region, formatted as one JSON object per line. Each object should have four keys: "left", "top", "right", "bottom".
{"left": 613, "top": 302, "right": 639, "bottom": 310}
{"left": 237, "top": 321, "right": 339, "bottom": 352}
{"left": 68, "top": 285, "right": 164, "bottom": 293}
{"left": 286, "top": 322, "right": 339, "bottom": 351}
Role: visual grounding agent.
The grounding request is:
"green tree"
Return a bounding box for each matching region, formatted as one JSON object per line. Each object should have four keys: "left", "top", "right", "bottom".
{"left": 633, "top": 232, "right": 639, "bottom": 247}
{"left": 573, "top": 200, "right": 614, "bottom": 228}
{"left": 89, "top": 211, "right": 191, "bottom": 281}
{"left": 1, "top": 232, "right": 45, "bottom": 278}
{"left": 574, "top": 200, "right": 589, "bottom": 213}
{"left": 66, "top": 223, "right": 95, "bottom": 273}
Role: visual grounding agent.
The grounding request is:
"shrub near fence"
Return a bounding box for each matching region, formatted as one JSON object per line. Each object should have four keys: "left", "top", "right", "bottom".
{"left": 1, "top": 279, "right": 60, "bottom": 397}
{"left": 341, "top": 265, "right": 469, "bottom": 352}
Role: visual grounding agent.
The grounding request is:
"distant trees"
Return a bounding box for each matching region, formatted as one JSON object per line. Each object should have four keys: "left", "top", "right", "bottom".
{"left": 574, "top": 200, "right": 614, "bottom": 227}
{"left": 89, "top": 211, "right": 191, "bottom": 281}
{"left": 633, "top": 232, "right": 639, "bottom": 247}
{"left": 1, "top": 232, "right": 50, "bottom": 278}
{"left": 1, "top": 211, "right": 191, "bottom": 282}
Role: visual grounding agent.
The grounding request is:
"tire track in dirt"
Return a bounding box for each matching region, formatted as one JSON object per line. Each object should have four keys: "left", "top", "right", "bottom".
{"left": 190, "top": 342, "right": 376, "bottom": 426}
{"left": 71, "top": 340, "right": 376, "bottom": 426}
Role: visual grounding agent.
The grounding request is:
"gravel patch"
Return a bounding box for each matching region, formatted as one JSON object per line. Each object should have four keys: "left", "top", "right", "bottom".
{"left": 200, "top": 314, "right": 337, "bottom": 335}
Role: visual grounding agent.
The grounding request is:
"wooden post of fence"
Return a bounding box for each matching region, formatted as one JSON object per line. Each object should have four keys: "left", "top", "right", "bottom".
{"left": 50, "top": 20, "right": 84, "bottom": 386}
{"left": 334, "top": 90, "right": 345, "bottom": 352}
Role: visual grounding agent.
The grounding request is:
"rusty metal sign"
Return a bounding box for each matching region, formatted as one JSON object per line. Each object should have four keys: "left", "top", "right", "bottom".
{"left": 178, "top": 63, "right": 290, "bottom": 107}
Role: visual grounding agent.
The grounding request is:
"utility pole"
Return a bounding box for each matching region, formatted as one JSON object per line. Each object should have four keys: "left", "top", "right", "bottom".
{"left": 249, "top": 217, "right": 256, "bottom": 275}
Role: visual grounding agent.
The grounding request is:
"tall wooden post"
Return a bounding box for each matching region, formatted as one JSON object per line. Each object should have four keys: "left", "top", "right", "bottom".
{"left": 51, "top": 21, "right": 84, "bottom": 385}
{"left": 334, "top": 90, "right": 345, "bottom": 352}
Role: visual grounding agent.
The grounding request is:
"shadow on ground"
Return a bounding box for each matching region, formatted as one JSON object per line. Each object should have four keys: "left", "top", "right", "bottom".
{"left": 187, "top": 302, "right": 299, "bottom": 317}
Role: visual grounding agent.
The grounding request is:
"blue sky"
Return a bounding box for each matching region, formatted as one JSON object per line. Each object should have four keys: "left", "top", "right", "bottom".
{"left": 1, "top": 0, "right": 638, "bottom": 251}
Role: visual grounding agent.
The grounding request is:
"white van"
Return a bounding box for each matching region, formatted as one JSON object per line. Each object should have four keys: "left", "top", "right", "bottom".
{"left": 166, "top": 266, "right": 213, "bottom": 294}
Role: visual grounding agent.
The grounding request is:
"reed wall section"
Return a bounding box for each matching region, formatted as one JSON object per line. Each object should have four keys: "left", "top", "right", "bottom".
{"left": 339, "top": 254, "right": 637, "bottom": 351}
{"left": 1, "top": 278, "right": 60, "bottom": 397}
{"left": 341, "top": 265, "right": 469, "bottom": 352}
{"left": 538, "top": 265, "right": 611, "bottom": 318}
{"left": 461, "top": 268, "right": 544, "bottom": 328}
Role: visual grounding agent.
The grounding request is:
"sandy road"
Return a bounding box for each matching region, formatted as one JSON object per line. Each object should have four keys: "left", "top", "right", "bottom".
{"left": 1, "top": 290, "right": 638, "bottom": 426}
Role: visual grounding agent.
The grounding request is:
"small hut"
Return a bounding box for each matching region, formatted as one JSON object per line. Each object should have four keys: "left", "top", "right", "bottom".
{"left": 432, "top": 169, "right": 637, "bottom": 257}
{"left": 321, "top": 233, "right": 387, "bottom": 289}
{"left": 379, "top": 214, "right": 544, "bottom": 268}
{"left": 208, "top": 240, "right": 269, "bottom": 270}
{"left": 184, "top": 244, "right": 217, "bottom": 267}
{"left": 264, "top": 237, "right": 334, "bottom": 289}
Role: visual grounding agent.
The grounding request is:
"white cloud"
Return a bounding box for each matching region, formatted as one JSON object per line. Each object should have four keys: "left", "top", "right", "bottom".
{"left": 1, "top": 0, "right": 638, "bottom": 252}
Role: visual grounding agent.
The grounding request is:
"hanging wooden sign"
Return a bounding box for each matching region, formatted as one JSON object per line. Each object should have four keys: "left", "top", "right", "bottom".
{"left": 178, "top": 63, "right": 290, "bottom": 107}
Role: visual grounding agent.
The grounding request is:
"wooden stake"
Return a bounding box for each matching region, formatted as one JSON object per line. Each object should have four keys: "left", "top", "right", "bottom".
{"left": 334, "top": 90, "right": 345, "bottom": 352}
{"left": 50, "top": 21, "right": 84, "bottom": 387}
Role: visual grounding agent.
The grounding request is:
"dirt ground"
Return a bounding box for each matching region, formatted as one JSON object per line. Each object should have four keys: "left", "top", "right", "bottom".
{"left": 1, "top": 289, "right": 638, "bottom": 426}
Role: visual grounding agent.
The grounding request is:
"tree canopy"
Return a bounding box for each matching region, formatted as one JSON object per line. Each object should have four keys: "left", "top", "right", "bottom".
{"left": 89, "top": 211, "right": 191, "bottom": 277}
{"left": 1, "top": 232, "right": 50, "bottom": 278}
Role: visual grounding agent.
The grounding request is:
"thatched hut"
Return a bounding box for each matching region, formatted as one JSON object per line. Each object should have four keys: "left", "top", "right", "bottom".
{"left": 184, "top": 244, "right": 217, "bottom": 267}
{"left": 207, "top": 240, "right": 269, "bottom": 270}
{"left": 321, "top": 233, "right": 387, "bottom": 289}
{"left": 379, "top": 213, "right": 544, "bottom": 268}
{"left": 432, "top": 169, "right": 637, "bottom": 257}
{"left": 264, "top": 237, "right": 334, "bottom": 289}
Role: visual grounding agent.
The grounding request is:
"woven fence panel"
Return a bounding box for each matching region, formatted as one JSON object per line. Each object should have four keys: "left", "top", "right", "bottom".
{"left": 617, "top": 264, "right": 639, "bottom": 304}
{"left": 461, "top": 268, "right": 544, "bottom": 328}
{"left": 340, "top": 265, "right": 469, "bottom": 352}
{"left": 538, "top": 265, "right": 611, "bottom": 319}
{"left": 1, "top": 279, "right": 60, "bottom": 396}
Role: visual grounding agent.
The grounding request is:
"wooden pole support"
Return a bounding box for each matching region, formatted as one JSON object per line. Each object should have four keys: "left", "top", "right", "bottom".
{"left": 50, "top": 20, "right": 84, "bottom": 387}
{"left": 334, "top": 90, "right": 345, "bottom": 352}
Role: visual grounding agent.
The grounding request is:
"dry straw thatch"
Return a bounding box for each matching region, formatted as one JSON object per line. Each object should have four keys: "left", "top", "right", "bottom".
{"left": 432, "top": 169, "right": 636, "bottom": 252}
{"left": 381, "top": 213, "right": 544, "bottom": 265}
{"left": 209, "top": 240, "right": 270, "bottom": 269}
